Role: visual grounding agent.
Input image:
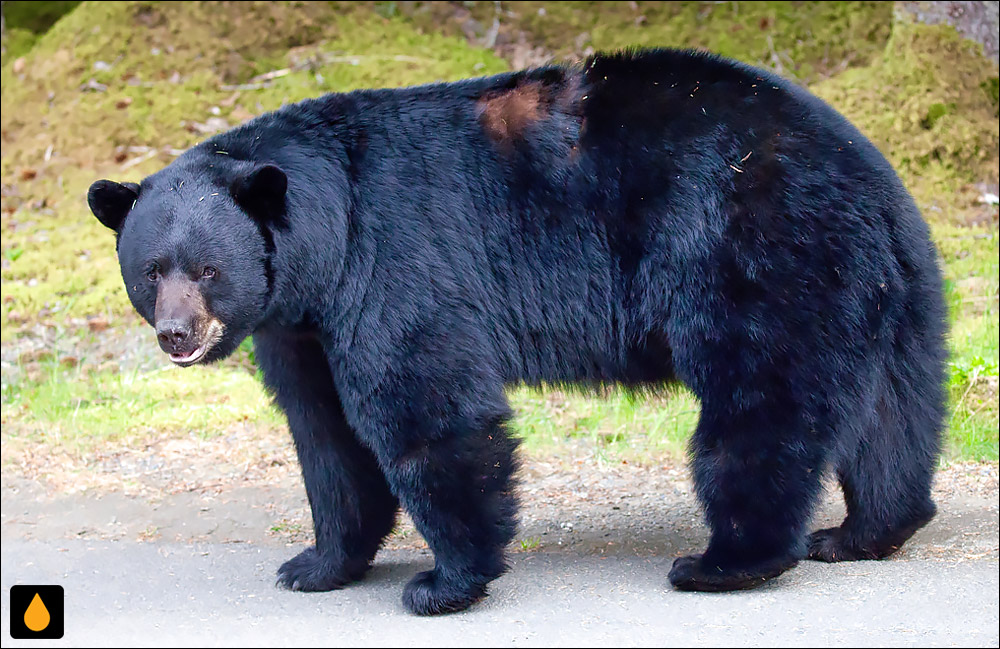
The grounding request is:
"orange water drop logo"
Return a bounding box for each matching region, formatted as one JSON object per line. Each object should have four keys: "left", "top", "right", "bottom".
{"left": 24, "top": 592, "right": 51, "bottom": 632}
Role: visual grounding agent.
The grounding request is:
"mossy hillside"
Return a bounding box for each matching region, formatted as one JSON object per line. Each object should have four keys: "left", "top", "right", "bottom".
{"left": 1, "top": 1, "right": 508, "bottom": 339}
{"left": 407, "top": 1, "right": 892, "bottom": 83}
{"left": 0, "top": 1, "right": 81, "bottom": 60}
{"left": 1, "top": 27, "right": 37, "bottom": 62}
{"left": 2, "top": 1, "right": 82, "bottom": 35}
{"left": 812, "top": 18, "right": 999, "bottom": 221}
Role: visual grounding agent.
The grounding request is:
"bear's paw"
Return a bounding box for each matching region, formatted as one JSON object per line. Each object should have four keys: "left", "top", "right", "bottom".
{"left": 276, "top": 546, "right": 369, "bottom": 592}
{"left": 668, "top": 554, "right": 795, "bottom": 592}
{"left": 402, "top": 569, "right": 488, "bottom": 616}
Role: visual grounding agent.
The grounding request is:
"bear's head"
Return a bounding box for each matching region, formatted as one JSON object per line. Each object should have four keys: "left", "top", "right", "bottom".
{"left": 88, "top": 153, "right": 286, "bottom": 366}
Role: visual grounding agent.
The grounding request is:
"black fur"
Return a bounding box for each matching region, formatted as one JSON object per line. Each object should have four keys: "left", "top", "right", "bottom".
{"left": 89, "top": 49, "right": 947, "bottom": 614}
{"left": 88, "top": 180, "right": 139, "bottom": 234}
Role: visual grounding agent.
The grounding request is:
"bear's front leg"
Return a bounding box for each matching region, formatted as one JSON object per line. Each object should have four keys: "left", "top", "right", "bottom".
{"left": 254, "top": 329, "right": 399, "bottom": 592}
{"left": 352, "top": 354, "right": 519, "bottom": 615}
{"left": 391, "top": 425, "right": 518, "bottom": 616}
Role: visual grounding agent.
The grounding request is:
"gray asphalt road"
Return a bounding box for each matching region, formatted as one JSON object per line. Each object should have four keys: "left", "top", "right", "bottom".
{"left": 2, "top": 539, "right": 997, "bottom": 647}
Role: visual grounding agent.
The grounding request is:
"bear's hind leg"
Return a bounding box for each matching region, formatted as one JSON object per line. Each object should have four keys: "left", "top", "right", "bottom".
{"left": 809, "top": 389, "right": 940, "bottom": 562}
{"left": 254, "top": 330, "right": 399, "bottom": 592}
{"left": 669, "top": 399, "right": 828, "bottom": 591}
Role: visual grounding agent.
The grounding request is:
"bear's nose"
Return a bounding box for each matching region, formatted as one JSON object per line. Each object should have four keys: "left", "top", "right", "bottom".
{"left": 156, "top": 319, "right": 192, "bottom": 351}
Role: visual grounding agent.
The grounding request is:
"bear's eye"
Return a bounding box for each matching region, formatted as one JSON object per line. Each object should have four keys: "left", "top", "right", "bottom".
{"left": 201, "top": 266, "right": 218, "bottom": 279}
{"left": 145, "top": 266, "right": 160, "bottom": 282}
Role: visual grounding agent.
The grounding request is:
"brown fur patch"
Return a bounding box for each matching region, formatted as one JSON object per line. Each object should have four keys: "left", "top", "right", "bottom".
{"left": 477, "top": 82, "right": 547, "bottom": 144}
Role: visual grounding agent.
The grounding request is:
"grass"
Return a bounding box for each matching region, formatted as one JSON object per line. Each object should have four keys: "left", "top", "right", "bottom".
{"left": 1, "top": 354, "right": 284, "bottom": 458}
{"left": 935, "top": 222, "right": 999, "bottom": 460}
{"left": 508, "top": 385, "right": 700, "bottom": 462}
{"left": 946, "top": 307, "right": 999, "bottom": 460}
{"left": 1, "top": 2, "right": 997, "bottom": 472}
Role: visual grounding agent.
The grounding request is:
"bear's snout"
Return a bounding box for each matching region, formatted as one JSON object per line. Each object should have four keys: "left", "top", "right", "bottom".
{"left": 153, "top": 276, "right": 218, "bottom": 365}
{"left": 156, "top": 319, "right": 193, "bottom": 352}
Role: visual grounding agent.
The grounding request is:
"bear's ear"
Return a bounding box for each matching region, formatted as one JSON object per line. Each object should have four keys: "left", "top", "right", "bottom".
{"left": 88, "top": 180, "right": 140, "bottom": 232}
{"left": 231, "top": 164, "right": 287, "bottom": 226}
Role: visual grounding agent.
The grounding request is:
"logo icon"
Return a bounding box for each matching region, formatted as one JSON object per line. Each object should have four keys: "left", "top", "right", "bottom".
{"left": 9, "top": 585, "right": 64, "bottom": 639}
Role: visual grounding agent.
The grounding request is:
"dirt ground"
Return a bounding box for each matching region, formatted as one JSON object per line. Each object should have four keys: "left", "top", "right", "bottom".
{"left": 2, "top": 428, "right": 997, "bottom": 564}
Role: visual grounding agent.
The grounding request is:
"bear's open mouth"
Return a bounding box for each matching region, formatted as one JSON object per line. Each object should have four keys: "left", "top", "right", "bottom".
{"left": 169, "top": 342, "right": 210, "bottom": 365}
{"left": 168, "top": 319, "right": 224, "bottom": 366}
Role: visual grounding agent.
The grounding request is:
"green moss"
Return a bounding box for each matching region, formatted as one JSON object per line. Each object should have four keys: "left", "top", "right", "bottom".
{"left": 920, "top": 101, "right": 954, "bottom": 130}
{"left": 1, "top": 1, "right": 81, "bottom": 63}
{"left": 812, "top": 19, "right": 999, "bottom": 221}
{"left": 1, "top": 26, "right": 38, "bottom": 61}
{"left": 982, "top": 76, "right": 999, "bottom": 109}
{"left": 243, "top": 17, "right": 507, "bottom": 112}
{"left": 407, "top": 1, "right": 892, "bottom": 83}
{"left": 2, "top": 1, "right": 81, "bottom": 33}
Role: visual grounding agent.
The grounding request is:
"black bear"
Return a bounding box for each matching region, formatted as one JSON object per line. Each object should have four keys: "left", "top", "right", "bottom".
{"left": 88, "top": 49, "right": 946, "bottom": 615}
